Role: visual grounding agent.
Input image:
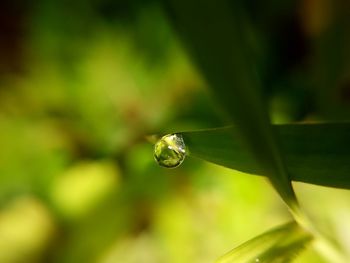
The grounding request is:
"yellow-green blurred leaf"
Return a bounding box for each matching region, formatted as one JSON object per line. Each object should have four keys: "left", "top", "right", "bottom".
{"left": 215, "top": 221, "right": 312, "bottom": 263}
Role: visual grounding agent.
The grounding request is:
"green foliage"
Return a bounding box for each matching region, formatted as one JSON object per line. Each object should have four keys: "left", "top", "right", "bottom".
{"left": 0, "top": 0, "right": 350, "bottom": 262}
{"left": 182, "top": 122, "right": 350, "bottom": 189}
{"left": 165, "top": 0, "right": 350, "bottom": 262}
{"left": 166, "top": 0, "right": 298, "bottom": 210}
{"left": 215, "top": 222, "right": 312, "bottom": 263}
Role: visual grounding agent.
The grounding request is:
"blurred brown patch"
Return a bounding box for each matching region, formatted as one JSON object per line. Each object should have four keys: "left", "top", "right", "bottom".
{"left": 0, "top": 1, "right": 27, "bottom": 76}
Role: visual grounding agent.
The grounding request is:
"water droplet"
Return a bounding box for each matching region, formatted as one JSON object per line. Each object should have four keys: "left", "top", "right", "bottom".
{"left": 154, "top": 134, "right": 186, "bottom": 168}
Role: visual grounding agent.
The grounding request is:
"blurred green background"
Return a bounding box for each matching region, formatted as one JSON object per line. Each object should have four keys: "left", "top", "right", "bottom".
{"left": 0, "top": 1, "right": 350, "bottom": 262}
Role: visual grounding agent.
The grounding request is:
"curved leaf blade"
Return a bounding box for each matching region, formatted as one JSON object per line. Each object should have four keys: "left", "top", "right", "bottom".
{"left": 181, "top": 122, "right": 350, "bottom": 189}
{"left": 215, "top": 221, "right": 313, "bottom": 263}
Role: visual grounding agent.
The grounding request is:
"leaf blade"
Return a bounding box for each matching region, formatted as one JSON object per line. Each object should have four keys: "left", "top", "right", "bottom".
{"left": 181, "top": 122, "right": 350, "bottom": 189}
{"left": 165, "top": 0, "right": 298, "bottom": 208}
{"left": 215, "top": 221, "right": 313, "bottom": 263}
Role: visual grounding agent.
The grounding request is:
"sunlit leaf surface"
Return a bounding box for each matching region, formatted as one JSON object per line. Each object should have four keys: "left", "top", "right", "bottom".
{"left": 215, "top": 221, "right": 313, "bottom": 263}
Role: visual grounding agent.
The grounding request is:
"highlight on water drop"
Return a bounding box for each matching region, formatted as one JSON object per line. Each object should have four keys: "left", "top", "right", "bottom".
{"left": 154, "top": 133, "right": 187, "bottom": 168}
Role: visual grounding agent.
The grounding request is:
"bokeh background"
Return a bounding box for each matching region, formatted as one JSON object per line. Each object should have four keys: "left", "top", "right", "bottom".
{"left": 1, "top": 1, "right": 350, "bottom": 262}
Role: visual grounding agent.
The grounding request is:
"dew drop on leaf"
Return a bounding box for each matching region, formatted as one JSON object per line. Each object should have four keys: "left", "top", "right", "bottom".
{"left": 154, "top": 134, "right": 186, "bottom": 168}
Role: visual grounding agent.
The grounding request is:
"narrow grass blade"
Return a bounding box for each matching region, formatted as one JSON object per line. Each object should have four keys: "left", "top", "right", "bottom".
{"left": 181, "top": 122, "right": 350, "bottom": 189}
{"left": 165, "top": 0, "right": 298, "bottom": 209}
{"left": 215, "top": 221, "right": 313, "bottom": 263}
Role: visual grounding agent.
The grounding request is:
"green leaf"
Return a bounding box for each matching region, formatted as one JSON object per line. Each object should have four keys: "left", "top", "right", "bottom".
{"left": 181, "top": 122, "right": 350, "bottom": 189}
{"left": 215, "top": 221, "right": 313, "bottom": 263}
{"left": 165, "top": 0, "right": 298, "bottom": 208}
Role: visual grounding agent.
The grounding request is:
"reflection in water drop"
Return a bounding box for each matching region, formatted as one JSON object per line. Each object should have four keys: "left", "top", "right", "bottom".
{"left": 154, "top": 134, "right": 186, "bottom": 168}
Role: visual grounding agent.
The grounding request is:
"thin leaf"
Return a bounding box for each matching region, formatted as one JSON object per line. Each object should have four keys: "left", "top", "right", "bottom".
{"left": 215, "top": 221, "right": 313, "bottom": 263}
{"left": 165, "top": 0, "right": 298, "bottom": 208}
{"left": 181, "top": 122, "right": 350, "bottom": 189}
